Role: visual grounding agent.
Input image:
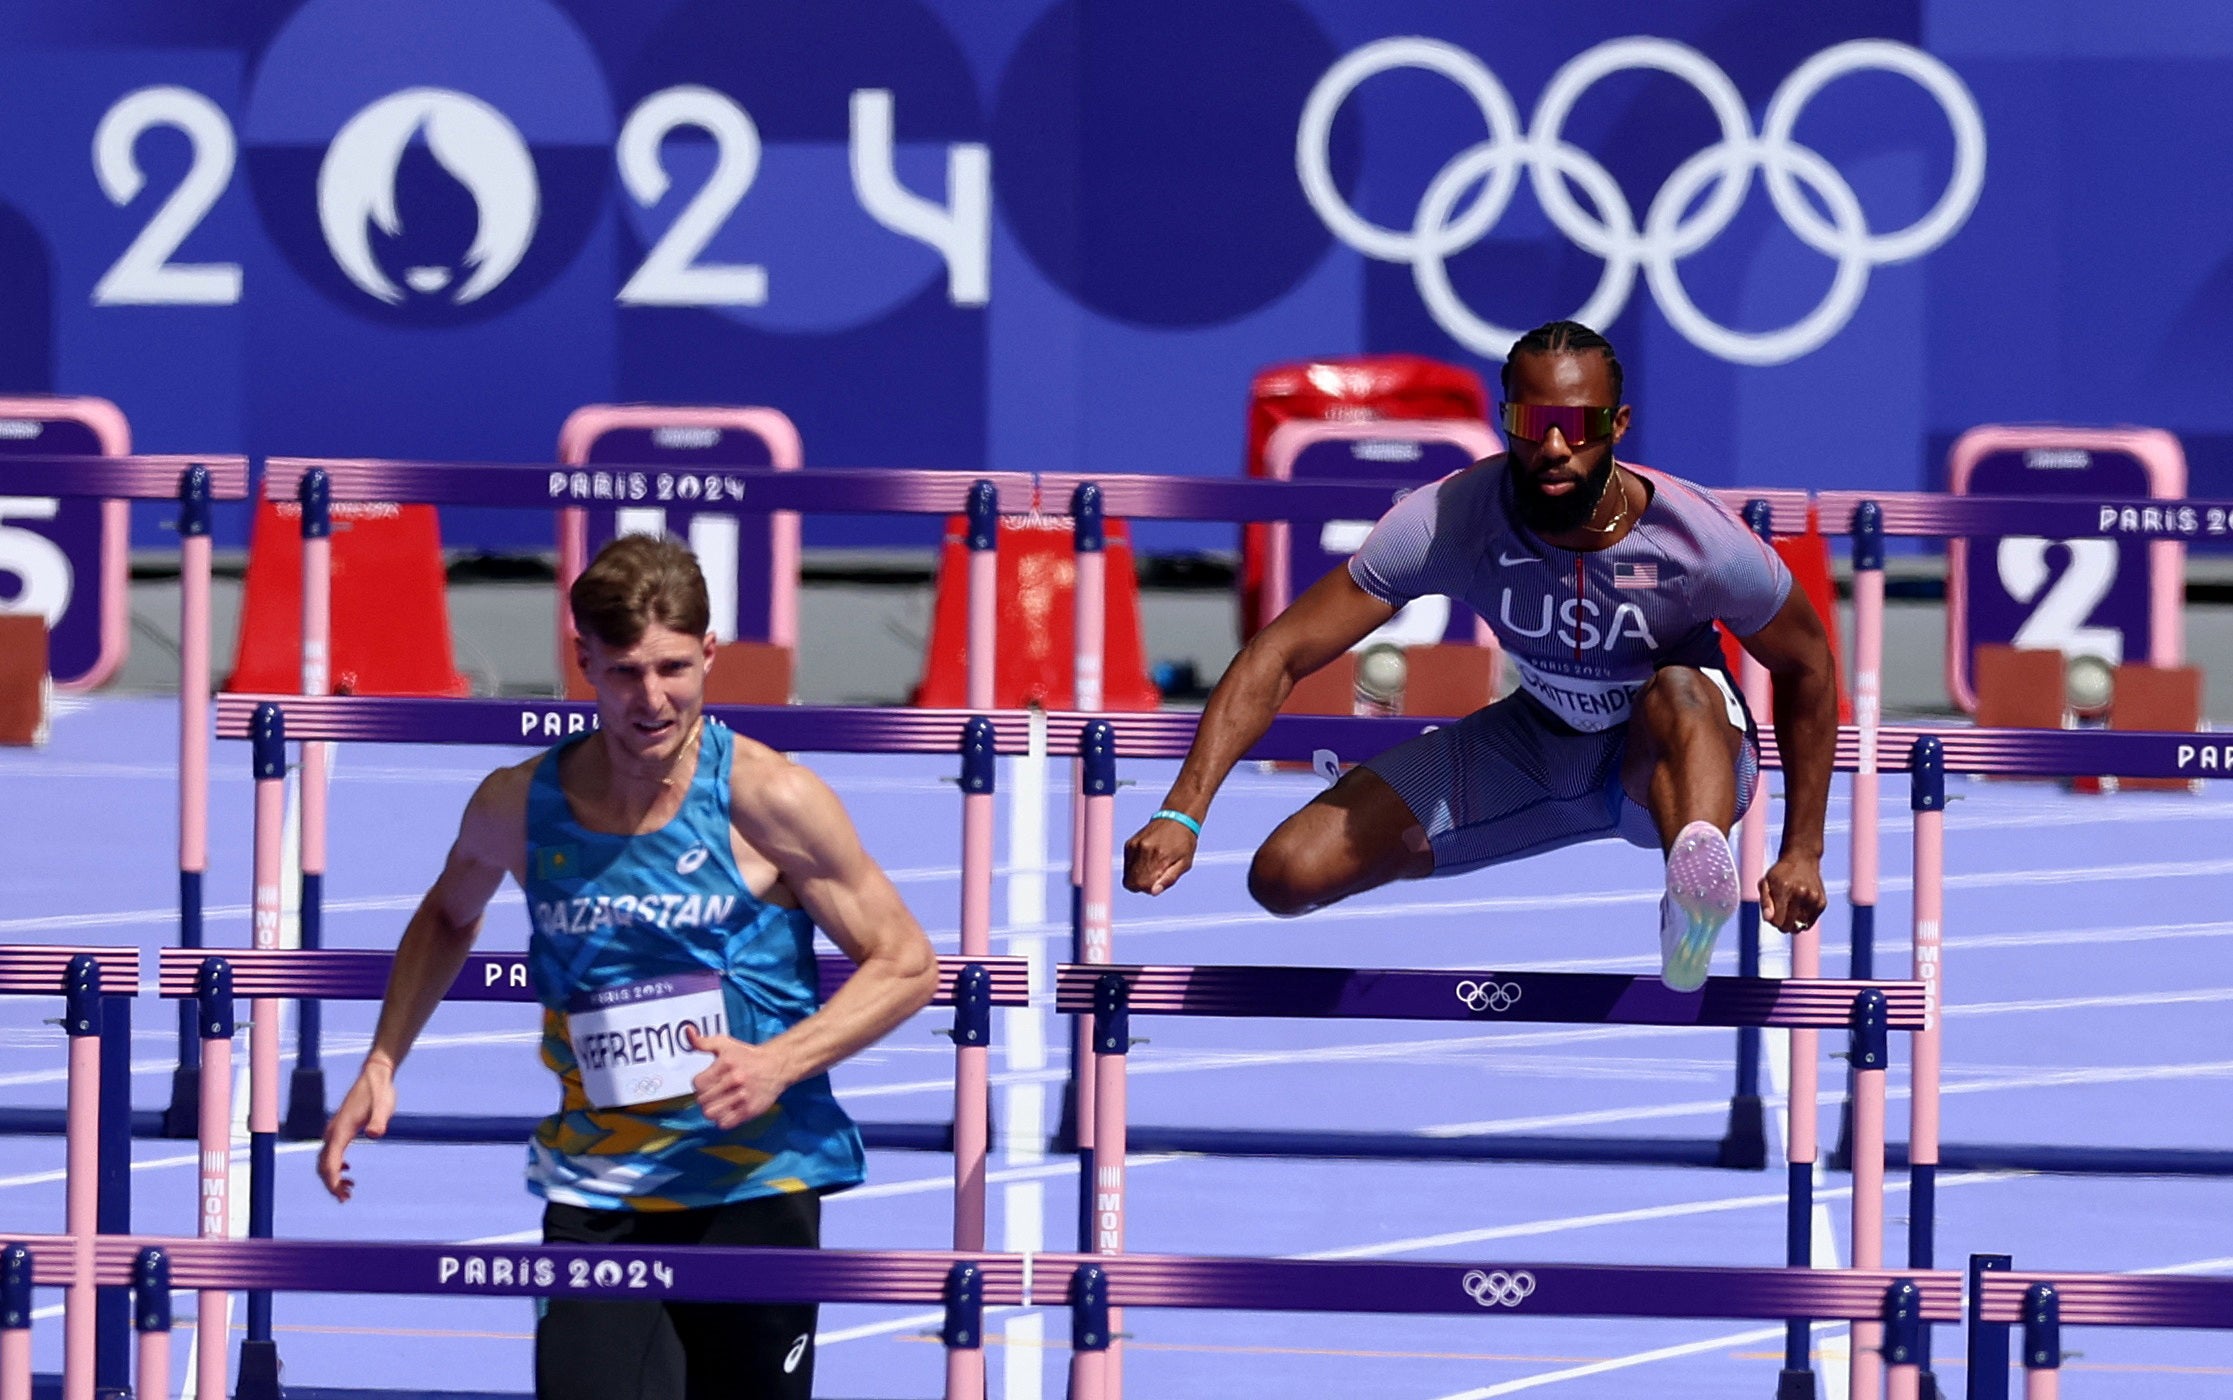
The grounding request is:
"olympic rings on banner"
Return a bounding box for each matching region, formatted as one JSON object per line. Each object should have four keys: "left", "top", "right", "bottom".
{"left": 1295, "top": 36, "right": 1986, "bottom": 365}
{"left": 1462, "top": 1268, "right": 1539, "bottom": 1308}
{"left": 1454, "top": 978, "right": 1523, "bottom": 1013}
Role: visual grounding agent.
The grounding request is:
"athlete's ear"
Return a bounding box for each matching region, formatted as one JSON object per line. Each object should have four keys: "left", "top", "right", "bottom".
{"left": 701, "top": 631, "right": 717, "bottom": 672}
{"left": 1611, "top": 403, "right": 1632, "bottom": 444}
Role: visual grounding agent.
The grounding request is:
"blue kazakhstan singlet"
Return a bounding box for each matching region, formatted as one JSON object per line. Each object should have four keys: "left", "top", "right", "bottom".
{"left": 523, "top": 718, "right": 864, "bottom": 1211}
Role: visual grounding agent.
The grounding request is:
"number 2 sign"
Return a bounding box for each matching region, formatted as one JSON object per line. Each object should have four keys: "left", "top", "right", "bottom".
{"left": 1947, "top": 426, "right": 2188, "bottom": 713}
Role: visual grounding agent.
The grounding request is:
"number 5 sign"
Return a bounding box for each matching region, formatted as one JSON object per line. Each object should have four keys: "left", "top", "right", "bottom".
{"left": 1947, "top": 425, "right": 2187, "bottom": 712}
{"left": 0, "top": 397, "right": 132, "bottom": 690}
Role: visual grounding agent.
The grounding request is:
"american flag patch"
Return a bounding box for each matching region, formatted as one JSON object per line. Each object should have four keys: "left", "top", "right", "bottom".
{"left": 1613, "top": 561, "right": 1659, "bottom": 590}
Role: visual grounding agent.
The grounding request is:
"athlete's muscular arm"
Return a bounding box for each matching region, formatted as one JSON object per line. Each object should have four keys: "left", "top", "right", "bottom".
{"left": 1124, "top": 565, "right": 1396, "bottom": 895}
{"left": 1737, "top": 587, "right": 1838, "bottom": 934}
{"left": 688, "top": 752, "right": 938, "bottom": 1131}
{"left": 318, "top": 764, "right": 527, "bottom": 1201}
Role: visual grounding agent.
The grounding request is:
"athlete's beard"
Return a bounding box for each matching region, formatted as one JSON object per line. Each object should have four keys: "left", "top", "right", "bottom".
{"left": 1513, "top": 452, "right": 1615, "bottom": 535}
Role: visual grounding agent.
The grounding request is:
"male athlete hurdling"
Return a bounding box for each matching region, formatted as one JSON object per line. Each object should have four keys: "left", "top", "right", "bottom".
{"left": 1125, "top": 320, "right": 1836, "bottom": 990}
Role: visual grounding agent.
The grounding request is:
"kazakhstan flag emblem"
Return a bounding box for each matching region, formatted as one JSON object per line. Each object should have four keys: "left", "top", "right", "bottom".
{"left": 534, "top": 845, "right": 580, "bottom": 882}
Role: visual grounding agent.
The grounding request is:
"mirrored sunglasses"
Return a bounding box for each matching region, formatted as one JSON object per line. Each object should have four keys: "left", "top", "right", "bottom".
{"left": 1499, "top": 403, "right": 1619, "bottom": 444}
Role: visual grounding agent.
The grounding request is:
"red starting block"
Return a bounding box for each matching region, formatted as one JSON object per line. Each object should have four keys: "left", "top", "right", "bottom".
{"left": 0, "top": 614, "right": 49, "bottom": 745}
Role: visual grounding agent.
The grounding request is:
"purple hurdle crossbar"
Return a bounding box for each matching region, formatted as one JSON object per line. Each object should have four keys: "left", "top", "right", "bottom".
{"left": 15, "top": 1226, "right": 1964, "bottom": 1397}
{"left": 214, "top": 694, "right": 2233, "bottom": 782}
{"left": 152, "top": 947, "right": 1029, "bottom": 1007}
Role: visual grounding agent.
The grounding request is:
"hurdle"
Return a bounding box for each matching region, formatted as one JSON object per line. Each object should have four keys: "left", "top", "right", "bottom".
{"left": 1063, "top": 941, "right": 1930, "bottom": 1394}
{"left": 0, "top": 454, "right": 251, "bottom": 1147}
{"left": 190, "top": 697, "right": 1030, "bottom": 1386}
{"left": 217, "top": 690, "right": 2034, "bottom": 1163}
{"left": 0, "top": 1220, "right": 1962, "bottom": 1400}
{"left": 246, "top": 456, "right": 1802, "bottom": 1172}
{"left": 1969, "top": 1261, "right": 2233, "bottom": 1399}
{"left": 0, "top": 947, "right": 139, "bottom": 1398}
{"left": 1820, "top": 486, "right": 2233, "bottom": 1179}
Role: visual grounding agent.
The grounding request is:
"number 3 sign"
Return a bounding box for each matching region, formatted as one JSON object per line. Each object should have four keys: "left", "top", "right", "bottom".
{"left": 1947, "top": 425, "right": 2187, "bottom": 713}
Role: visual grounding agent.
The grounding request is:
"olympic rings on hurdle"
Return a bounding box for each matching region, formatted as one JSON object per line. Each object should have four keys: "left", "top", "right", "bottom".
{"left": 1453, "top": 978, "right": 1524, "bottom": 1014}
{"left": 1460, "top": 1268, "right": 1538, "bottom": 1309}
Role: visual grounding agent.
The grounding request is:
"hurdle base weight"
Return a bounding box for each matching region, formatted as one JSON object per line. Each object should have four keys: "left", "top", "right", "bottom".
{"left": 1717, "top": 1093, "right": 1768, "bottom": 1171}
{"left": 236, "top": 1337, "right": 283, "bottom": 1400}
{"left": 1776, "top": 1366, "right": 1817, "bottom": 1399}
{"left": 284, "top": 1065, "right": 328, "bottom": 1141}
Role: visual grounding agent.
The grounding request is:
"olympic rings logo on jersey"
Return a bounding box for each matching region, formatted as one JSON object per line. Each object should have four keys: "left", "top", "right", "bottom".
{"left": 1296, "top": 36, "right": 1986, "bottom": 366}
{"left": 1461, "top": 1269, "right": 1537, "bottom": 1308}
{"left": 1454, "top": 979, "right": 1523, "bottom": 1013}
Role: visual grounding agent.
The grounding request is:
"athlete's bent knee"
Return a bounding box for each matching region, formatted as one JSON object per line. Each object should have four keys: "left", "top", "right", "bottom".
{"left": 1638, "top": 667, "right": 1723, "bottom": 731}
{"left": 1246, "top": 841, "right": 1321, "bottom": 918}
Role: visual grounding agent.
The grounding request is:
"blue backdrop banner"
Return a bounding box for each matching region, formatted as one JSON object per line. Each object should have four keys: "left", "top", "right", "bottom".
{"left": 0, "top": 1, "right": 2219, "bottom": 555}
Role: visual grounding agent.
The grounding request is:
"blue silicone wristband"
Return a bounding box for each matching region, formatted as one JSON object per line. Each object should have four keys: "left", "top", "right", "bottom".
{"left": 1150, "top": 809, "right": 1202, "bottom": 837}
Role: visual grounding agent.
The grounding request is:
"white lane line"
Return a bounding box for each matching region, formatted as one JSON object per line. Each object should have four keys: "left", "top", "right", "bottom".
{"left": 12, "top": 841, "right": 2233, "bottom": 946}
{"left": 1957, "top": 988, "right": 2233, "bottom": 1016}
{"left": 2144, "top": 1256, "right": 2233, "bottom": 1276}
{"left": 1425, "top": 1322, "right": 1799, "bottom": 1399}
{"left": 1297, "top": 1171, "right": 2014, "bottom": 1262}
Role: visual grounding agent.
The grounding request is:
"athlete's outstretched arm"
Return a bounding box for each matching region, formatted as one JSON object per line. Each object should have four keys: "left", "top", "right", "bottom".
{"left": 319, "top": 765, "right": 524, "bottom": 1200}
{"left": 691, "top": 756, "right": 938, "bottom": 1130}
{"left": 1124, "top": 564, "right": 1396, "bottom": 895}
{"left": 1737, "top": 586, "right": 1838, "bottom": 933}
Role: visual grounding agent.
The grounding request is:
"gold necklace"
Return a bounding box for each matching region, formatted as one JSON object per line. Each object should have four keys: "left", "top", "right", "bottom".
{"left": 1575, "top": 464, "right": 1630, "bottom": 536}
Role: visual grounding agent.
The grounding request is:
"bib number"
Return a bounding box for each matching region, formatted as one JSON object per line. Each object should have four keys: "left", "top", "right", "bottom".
{"left": 566, "top": 972, "right": 727, "bottom": 1109}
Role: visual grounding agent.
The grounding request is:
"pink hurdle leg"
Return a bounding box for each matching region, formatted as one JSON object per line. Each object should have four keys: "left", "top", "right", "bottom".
{"left": 1093, "top": 1025, "right": 1128, "bottom": 1400}
{"left": 0, "top": 1314, "right": 27, "bottom": 1400}
{"left": 953, "top": 1036, "right": 989, "bottom": 1254}
{"left": 1912, "top": 799, "right": 1945, "bottom": 1181}
{"left": 135, "top": 1331, "right": 169, "bottom": 1400}
{"left": 1848, "top": 1002, "right": 1888, "bottom": 1400}
{"left": 946, "top": 1348, "right": 986, "bottom": 1400}
{"left": 954, "top": 726, "right": 996, "bottom": 1255}
{"left": 965, "top": 483, "right": 997, "bottom": 713}
{"left": 1887, "top": 1362, "right": 1920, "bottom": 1399}
{"left": 197, "top": 968, "right": 234, "bottom": 1400}
{"left": 64, "top": 1028, "right": 96, "bottom": 1400}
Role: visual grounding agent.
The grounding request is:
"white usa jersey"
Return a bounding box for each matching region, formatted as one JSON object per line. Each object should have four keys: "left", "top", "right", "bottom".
{"left": 1347, "top": 460, "right": 1791, "bottom": 732}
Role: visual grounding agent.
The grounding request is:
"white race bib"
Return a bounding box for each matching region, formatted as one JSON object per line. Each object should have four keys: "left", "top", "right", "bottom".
{"left": 1511, "top": 661, "right": 1644, "bottom": 732}
{"left": 566, "top": 972, "right": 727, "bottom": 1109}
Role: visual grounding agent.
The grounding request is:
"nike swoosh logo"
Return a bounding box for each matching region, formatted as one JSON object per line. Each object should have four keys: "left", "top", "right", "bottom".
{"left": 1497, "top": 551, "right": 1535, "bottom": 566}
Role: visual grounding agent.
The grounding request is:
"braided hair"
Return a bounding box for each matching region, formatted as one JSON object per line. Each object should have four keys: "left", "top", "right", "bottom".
{"left": 1501, "top": 320, "right": 1624, "bottom": 403}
